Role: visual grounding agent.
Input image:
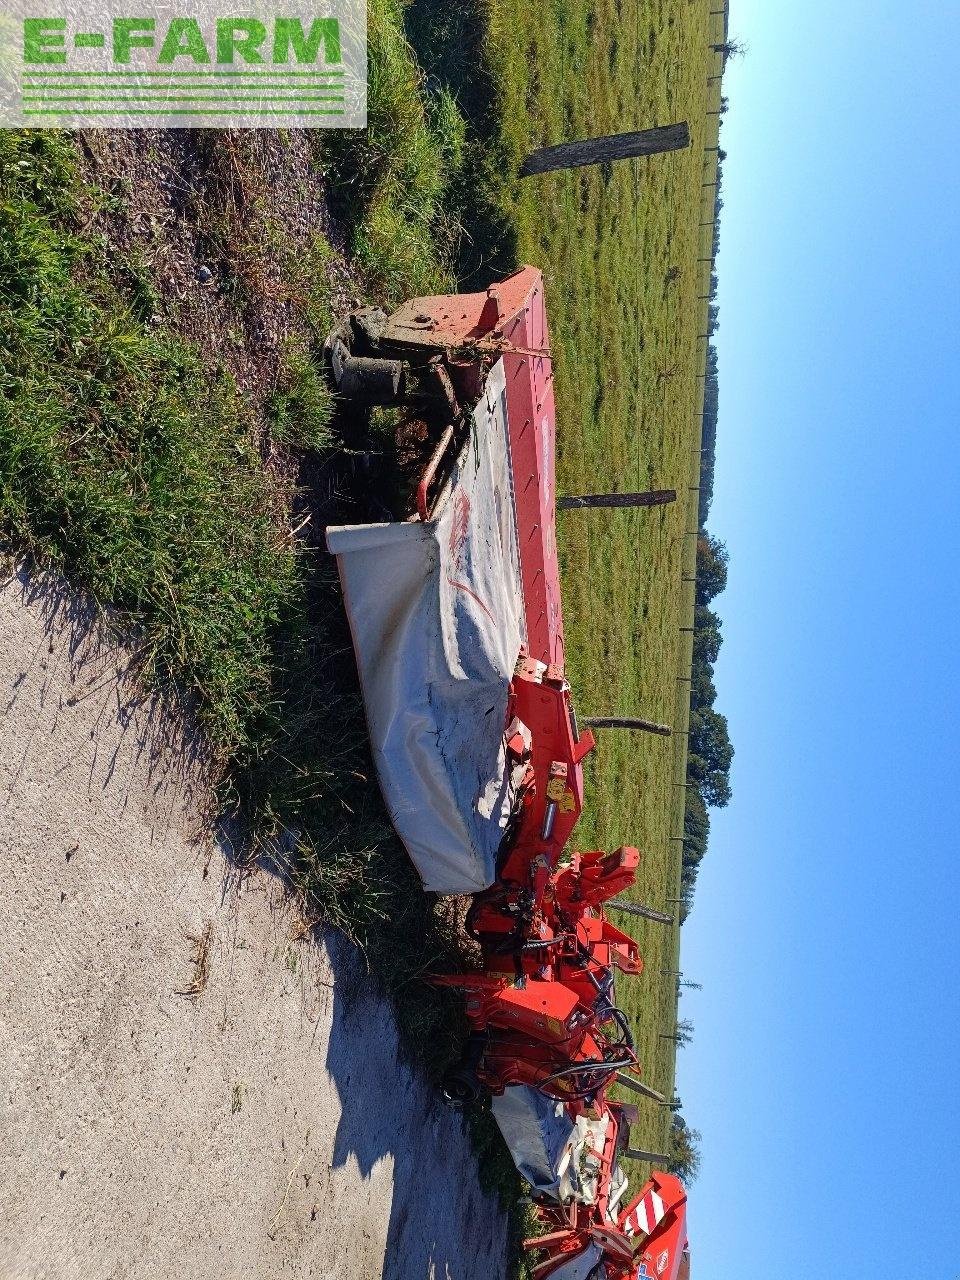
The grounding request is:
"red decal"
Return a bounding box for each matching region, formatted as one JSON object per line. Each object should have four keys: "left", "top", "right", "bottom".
{"left": 447, "top": 576, "right": 496, "bottom": 623}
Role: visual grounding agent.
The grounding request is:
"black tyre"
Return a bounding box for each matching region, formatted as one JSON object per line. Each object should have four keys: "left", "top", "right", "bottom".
{"left": 440, "top": 1067, "right": 482, "bottom": 1108}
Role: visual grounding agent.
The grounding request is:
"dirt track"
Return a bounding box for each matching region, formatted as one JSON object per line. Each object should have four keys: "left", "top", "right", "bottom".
{"left": 0, "top": 568, "right": 507, "bottom": 1280}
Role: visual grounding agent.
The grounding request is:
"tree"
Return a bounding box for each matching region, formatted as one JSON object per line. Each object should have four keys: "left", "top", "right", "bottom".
{"left": 712, "top": 37, "right": 747, "bottom": 62}
{"left": 683, "top": 552, "right": 733, "bottom": 913}
{"left": 702, "top": 771, "right": 731, "bottom": 809}
{"left": 693, "top": 605, "right": 723, "bottom": 666}
{"left": 679, "top": 875, "right": 696, "bottom": 923}
{"left": 683, "top": 790, "right": 709, "bottom": 869}
{"left": 689, "top": 708, "right": 733, "bottom": 779}
{"left": 668, "top": 1118, "right": 702, "bottom": 1183}
{"left": 695, "top": 534, "right": 728, "bottom": 606}
{"left": 688, "top": 732, "right": 733, "bottom": 807}
{"left": 690, "top": 663, "right": 717, "bottom": 712}
{"left": 679, "top": 793, "right": 709, "bottom": 924}
{"left": 698, "top": 344, "right": 719, "bottom": 527}
{"left": 675, "top": 1019, "right": 695, "bottom": 1047}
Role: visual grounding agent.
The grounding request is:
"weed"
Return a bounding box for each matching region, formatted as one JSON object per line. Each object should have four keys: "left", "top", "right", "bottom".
{"left": 111, "top": 249, "right": 161, "bottom": 325}
{"left": 322, "top": 0, "right": 466, "bottom": 305}
{"left": 178, "top": 923, "right": 213, "bottom": 998}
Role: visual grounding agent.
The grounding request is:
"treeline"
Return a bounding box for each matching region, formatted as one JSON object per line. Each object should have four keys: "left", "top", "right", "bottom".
{"left": 680, "top": 119, "right": 732, "bottom": 922}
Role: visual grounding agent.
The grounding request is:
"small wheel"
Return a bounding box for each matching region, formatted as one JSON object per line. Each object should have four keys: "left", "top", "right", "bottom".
{"left": 440, "top": 1067, "right": 481, "bottom": 1108}
{"left": 323, "top": 319, "right": 405, "bottom": 405}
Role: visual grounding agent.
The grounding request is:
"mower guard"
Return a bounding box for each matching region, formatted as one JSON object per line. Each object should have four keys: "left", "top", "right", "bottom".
{"left": 491, "top": 1087, "right": 627, "bottom": 1208}
{"left": 491, "top": 1086, "right": 577, "bottom": 1198}
{"left": 326, "top": 361, "right": 525, "bottom": 893}
{"left": 631, "top": 1174, "right": 689, "bottom": 1280}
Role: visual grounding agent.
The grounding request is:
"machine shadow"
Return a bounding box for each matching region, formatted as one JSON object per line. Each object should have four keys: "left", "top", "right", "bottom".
{"left": 323, "top": 933, "right": 509, "bottom": 1280}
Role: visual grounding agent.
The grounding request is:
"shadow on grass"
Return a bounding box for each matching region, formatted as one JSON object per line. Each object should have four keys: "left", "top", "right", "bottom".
{"left": 404, "top": 0, "right": 521, "bottom": 288}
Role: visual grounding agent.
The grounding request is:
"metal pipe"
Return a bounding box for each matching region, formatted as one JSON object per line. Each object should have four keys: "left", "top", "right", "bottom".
{"left": 541, "top": 801, "right": 557, "bottom": 840}
{"left": 416, "top": 424, "right": 455, "bottom": 522}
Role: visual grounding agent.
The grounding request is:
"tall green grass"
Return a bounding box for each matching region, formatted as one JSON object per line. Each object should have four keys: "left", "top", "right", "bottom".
{"left": 0, "top": 132, "right": 301, "bottom": 751}
{"left": 324, "top": 0, "right": 467, "bottom": 303}
{"left": 0, "top": 0, "right": 465, "bottom": 750}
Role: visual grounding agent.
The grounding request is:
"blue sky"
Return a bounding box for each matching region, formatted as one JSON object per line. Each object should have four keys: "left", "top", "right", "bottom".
{"left": 676, "top": 2, "right": 960, "bottom": 1276}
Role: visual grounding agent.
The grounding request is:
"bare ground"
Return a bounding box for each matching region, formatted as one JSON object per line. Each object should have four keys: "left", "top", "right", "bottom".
{"left": 0, "top": 568, "right": 508, "bottom": 1280}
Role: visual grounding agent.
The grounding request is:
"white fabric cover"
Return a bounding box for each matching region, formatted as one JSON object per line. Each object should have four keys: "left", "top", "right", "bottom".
{"left": 571, "top": 1111, "right": 612, "bottom": 1206}
{"left": 492, "top": 1087, "right": 635, "bottom": 1221}
{"left": 325, "top": 361, "right": 524, "bottom": 894}
{"left": 543, "top": 1243, "right": 605, "bottom": 1280}
{"left": 491, "top": 1086, "right": 577, "bottom": 1198}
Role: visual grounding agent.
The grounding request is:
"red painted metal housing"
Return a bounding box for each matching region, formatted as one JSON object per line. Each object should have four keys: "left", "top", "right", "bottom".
{"left": 466, "top": 848, "right": 644, "bottom": 984}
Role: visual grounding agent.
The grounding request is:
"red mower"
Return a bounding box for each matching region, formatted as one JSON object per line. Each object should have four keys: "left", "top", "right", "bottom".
{"left": 435, "top": 847, "right": 645, "bottom": 1105}
{"left": 325, "top": 267, "right": 690, "bottom": 1276}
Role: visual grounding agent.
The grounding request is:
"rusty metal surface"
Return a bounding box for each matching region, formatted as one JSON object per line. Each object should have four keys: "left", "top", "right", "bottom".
{"left": 381, "top": 266, "right": 544, "bottom": 351}
{"left": 381, "top": 266, "right": 563, "bottom": 669}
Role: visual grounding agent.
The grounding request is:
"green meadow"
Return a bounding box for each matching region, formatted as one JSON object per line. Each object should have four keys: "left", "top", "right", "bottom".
{"left": 475, "top": 0, "right": 720, "bottom": 1152}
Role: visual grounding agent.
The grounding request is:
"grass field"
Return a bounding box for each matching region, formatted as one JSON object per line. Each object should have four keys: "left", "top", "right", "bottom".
{"left": 458, "top": 0, "right": 719, "bottom": 1159}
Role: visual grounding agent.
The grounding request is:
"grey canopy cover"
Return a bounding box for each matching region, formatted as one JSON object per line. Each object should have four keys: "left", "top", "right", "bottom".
{"left": 325, "top": 361, "right": 525, "bottom": 894}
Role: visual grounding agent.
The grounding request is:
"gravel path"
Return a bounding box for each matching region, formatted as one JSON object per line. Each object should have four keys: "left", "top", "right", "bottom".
{"left": 0, "top": 568, "right": 508, "bottom": 1280}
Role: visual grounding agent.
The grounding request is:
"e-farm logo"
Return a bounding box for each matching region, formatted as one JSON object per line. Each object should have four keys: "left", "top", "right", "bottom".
{"left": 0, "top": 2, "right": 366, "bottom": 126}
